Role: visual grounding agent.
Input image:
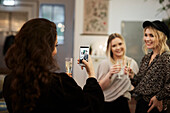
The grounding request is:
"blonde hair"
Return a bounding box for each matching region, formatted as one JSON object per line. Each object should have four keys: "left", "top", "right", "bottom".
{"left": 143, "top": 26, "right": 169, "bottom": 55}
{"left": 106, "top": 33, "right": 126, "bottom": 64}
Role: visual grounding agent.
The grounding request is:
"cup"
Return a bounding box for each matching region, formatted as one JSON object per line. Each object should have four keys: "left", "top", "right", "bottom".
{"left": 125, "top": 59, "right": 132, "bottom": 77}
{"left": 116, "top": 60, "right": 123, "bottom": 79}
{"left": 65, "top": 58, "right": 73, "bottom": 76}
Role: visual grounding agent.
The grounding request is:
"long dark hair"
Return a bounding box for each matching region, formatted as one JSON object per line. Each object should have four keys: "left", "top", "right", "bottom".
{"left": 5, "top": 18, "right": 58, "bottom": 113}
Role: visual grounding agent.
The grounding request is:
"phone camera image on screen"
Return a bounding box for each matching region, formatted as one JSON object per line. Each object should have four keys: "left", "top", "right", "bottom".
{"left": 79, "top": 46, "right": 89, "bottom": 66}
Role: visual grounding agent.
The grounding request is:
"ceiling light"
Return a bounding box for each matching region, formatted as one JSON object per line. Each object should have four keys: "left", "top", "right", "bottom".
{"left": 3, "top": 0, "right": 15, "bottom": 6}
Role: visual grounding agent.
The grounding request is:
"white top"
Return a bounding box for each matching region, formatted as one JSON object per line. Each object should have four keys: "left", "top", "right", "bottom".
{"left": 96, "top": 56, "right": 139, "bottom": 102}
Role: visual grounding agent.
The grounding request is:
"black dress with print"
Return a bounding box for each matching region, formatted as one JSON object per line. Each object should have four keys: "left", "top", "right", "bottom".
{"left": 132, "top": 51, "right": 170, "bottom": 110}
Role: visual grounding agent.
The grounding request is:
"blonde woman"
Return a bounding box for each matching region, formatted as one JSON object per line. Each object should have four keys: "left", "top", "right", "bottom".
{"left": 131, "top": 20, "right": 170, "bottom": 113}
{"left": 96, "top": 33, "right": 139, "bottom": 113}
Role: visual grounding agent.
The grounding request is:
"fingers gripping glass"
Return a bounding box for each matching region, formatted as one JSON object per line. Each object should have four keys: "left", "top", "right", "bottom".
{"left": 65, "top": 58, "right": 73, "bottom": 76}
{"left": 116, "top": 60, "right": 123, "bottom": 79}
{"left": 125, "top": 59, "right": 132, "bottom": 78}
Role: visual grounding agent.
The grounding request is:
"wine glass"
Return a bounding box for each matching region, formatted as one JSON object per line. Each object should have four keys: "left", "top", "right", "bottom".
{"left": 116, "top": 59, "right": 123, "bottom": 79}
{"left": 65, "top": 58, "right": 73, "bottom": 77}
{"left": 125, "top": 59, "right": 132, "bottom": 78}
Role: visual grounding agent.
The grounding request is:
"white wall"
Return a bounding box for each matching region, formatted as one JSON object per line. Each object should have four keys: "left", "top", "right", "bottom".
{"left": 73, "top": 0, "right": 168, "bottom": 87}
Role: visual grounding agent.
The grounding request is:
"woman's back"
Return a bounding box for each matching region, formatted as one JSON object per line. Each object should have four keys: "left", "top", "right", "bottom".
{"left": 3, "top": 72, "right": 104, "bottom": 113}
{"left": 3, "top": 18, "right": 104, "bottom": 113}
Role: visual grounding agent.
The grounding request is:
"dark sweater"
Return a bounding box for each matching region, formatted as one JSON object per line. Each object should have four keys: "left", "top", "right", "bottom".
{"left": 3, "top": 73, "right": 104, "bottom": 113}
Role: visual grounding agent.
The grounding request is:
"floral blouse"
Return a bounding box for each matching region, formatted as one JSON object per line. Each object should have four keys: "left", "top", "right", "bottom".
{"left": 132, "top": 51, "right": 170, "bottom": 109}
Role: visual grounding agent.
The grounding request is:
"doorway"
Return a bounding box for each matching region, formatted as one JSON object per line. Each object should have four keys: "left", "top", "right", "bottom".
{"left": 0, "top": 0, "right": 37, "bottom": 74}
{"left": 0, "top": 11, "right": 28, "bottom": 73}
{"left": 0, "top": 0, "right": 75, "bottom": 74}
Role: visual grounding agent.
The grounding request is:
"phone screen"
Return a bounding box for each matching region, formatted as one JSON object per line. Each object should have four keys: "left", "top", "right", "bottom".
{"left": 79, "top": 46, "right": 89, "bottom": 65}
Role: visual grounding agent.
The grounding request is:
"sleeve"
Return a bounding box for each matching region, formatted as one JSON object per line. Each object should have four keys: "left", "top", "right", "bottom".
{"left": 3, "top": 35, "right": 15, "bottom": 55}
{"left": 83, "top": 78, "right": 104, "bottom": 113}
{"left": 156, "top": 54, "right": 170, "bottom": 101}
{"left": 131, "top": 59, "right": 139, "bottom": 74}
{"left": 131, "top": 56, "right": 146, "bottom": 87}
{"left": 96, "top": 60, "right": 110, "bottom": 81}
{"left": 59, "top": 73, "right": 104, "bottom": 113}
{"left": 2, "top": 75, "right": 13, "bottom": 113}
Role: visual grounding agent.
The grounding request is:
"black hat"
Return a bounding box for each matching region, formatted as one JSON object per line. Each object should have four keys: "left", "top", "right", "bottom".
{"left": 142, "top": 20, "right": 170, "bottom": 40}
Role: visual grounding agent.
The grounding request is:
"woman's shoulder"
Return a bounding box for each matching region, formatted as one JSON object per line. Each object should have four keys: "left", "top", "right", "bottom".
{"left": 125, "top": 56, "right": 138, "bottom": 66}
{"left": 3, "top": 74, "right": 13, "bottom": 84}
{"left": 125, "top": 56, "right": 133, "bottom": 60}
{"left": 100, "top": 58, "right": 110, "bottom": 65}
{"left": 51, "top": 72, "right": 73, "bottom": 82}
{"left": 125, "top": 56, "right": 137, "bottom": 63}
{"left": 96, "top": 59, "right": 111, "bottom": 74}
{"left": 51, "top": 72, "right": 77, "bottom": 85}
{"left": 3, "top": 74, "right": 14, "bottom": 96}
{"left": 97, "top": 59, "right": 111, "bottom": 69}
{"left": 52, "top": 72, "right": 68, "bottom": 78}
{"left": 160, "top": 51, "right": 170, "bottom": 62}
{"left": 162, "top": 51, "right": 170, "bottom": 56}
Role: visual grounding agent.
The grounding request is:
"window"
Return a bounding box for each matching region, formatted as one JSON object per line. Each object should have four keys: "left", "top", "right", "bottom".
{"left": 40, "top": 4, "right": 65, "bottom": 44}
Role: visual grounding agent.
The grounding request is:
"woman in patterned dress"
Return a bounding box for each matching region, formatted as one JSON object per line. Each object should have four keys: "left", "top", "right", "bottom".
{"left": 130, "top": 20, "right": 170, "bottom": 113}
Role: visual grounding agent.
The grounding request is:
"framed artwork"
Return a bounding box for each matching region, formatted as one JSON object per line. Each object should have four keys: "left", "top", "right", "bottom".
{"left": 83, "top": 0, "right": 109, "bottom": 35}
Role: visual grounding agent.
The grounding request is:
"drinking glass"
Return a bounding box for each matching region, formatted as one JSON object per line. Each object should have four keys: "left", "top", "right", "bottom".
{"left": 116, "top": 60, "right": 123, "bottom": 79}
{"left": 125, "top": 59, "right": 132, "bottom": 78}
{"left": 65, "top": 58, "right": 73, "bottom": 76}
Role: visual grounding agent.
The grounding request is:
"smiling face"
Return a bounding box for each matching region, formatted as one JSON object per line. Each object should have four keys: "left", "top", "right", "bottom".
{"left": 111, "top": 37, "right": 125, "bottom": 59}
{"left": 143, "top": 28, "right": 158, "bottom": 51}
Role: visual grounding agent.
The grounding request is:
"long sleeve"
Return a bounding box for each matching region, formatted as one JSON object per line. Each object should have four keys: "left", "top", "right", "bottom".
{"left": 3, "top": 72, "right": 104, "bottom": 113}
{"left": 156, "top": 53, "right": 170, "bottom": 101}
{"left": 83, "top": 78, "right": 104, "bottom": 113}
{"left": 55, "top": 73, "right": 104, "bottom": 113}
{"left": 3, "top": 75, "right": 13, "bottom": 113}
{"left": 131, "top": 58, "right": 139, "bottom": 74}
{"left": 96, "top": 59, "right": 110, "bottom": 81}
{"left": 131, "top": 55, "right": 148, "bottom": 87}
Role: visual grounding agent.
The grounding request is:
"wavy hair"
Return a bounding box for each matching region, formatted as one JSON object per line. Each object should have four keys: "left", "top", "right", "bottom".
{"left": 143, "top": 26, "right": 169, "bottom": 54}
{"left": 5, "top": 18, "right": 58, "bottom": 113}
{"left": 106, "top": 33, "right": 126, "bottom": 64}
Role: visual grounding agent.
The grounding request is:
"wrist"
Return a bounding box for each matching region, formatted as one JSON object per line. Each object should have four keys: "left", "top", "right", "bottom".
{"left": 156, "top": 95, "right": 161, "bottom": 101}
{"left": 130, "top": 73, "right": 135, "bottom": 79}
{"left": 89, "top": 75, "right": 96, "bottom": 78}
{"left": 88, "top": 71, "right": 95, "bottom": 78}
{"left": 108, "top": 72, "right": 113, "bottom": 79}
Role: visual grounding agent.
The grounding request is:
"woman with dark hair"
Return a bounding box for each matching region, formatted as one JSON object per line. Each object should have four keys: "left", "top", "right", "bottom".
{"left": 130, "top": 20, "right": 170, "bottom": 113}
{"left": 3, "top": 18, "right": 104, "bottom": 113}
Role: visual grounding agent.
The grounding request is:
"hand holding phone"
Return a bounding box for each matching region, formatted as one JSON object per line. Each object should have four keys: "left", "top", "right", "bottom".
{"left": 78, "top": 55, "right": 95, "bottom": 78}
{"left": 79, "top": 45, "right": 89, "bottom": 66}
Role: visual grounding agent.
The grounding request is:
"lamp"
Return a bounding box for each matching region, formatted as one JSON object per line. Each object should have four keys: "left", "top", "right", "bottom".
{"left": 2, "top": 0, "right": 15, "bottom": 6}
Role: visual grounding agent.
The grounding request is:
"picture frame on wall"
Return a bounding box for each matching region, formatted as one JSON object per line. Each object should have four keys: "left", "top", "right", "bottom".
{"left": 83, "top": 0, "right": 109, "bottom": 35}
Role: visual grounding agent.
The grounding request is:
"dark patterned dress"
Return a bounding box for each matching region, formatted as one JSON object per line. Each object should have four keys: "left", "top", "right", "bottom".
{"left": 132, "top": 51, "right": 170, "bottom": 112}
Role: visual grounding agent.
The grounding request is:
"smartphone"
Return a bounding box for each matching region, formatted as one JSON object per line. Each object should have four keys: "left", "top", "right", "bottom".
{"left": 79, "top": 45, "right": 89, "bottom": 66}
